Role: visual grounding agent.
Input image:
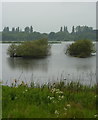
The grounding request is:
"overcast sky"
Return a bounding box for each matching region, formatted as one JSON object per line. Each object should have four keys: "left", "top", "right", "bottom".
{"left": 2, "top": 2, "right": 96, "bottom": 33}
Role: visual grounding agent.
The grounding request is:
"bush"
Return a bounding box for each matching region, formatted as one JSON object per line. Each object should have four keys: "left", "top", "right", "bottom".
{"left": 66, "top": 40, "right": 94, "bottom": 58}
{"left": 7, "top": 39, "right": 50, "bottom": 58}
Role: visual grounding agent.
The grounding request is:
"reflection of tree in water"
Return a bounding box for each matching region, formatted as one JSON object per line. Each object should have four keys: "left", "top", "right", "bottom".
{"left": 7, "top": 57, "right": 49, "bottom": 72}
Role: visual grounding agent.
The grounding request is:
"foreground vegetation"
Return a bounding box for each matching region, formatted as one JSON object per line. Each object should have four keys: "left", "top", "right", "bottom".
{"left": 7, "top": 39, "right": 50, "bottom": 58}
{"left": 2, "top": 81, "right": 97, "bottom": 118}
{"left": 66, "top": 40, "right": 94, "bottom": 58}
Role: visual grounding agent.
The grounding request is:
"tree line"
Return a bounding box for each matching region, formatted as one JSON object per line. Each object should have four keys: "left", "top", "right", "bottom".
{"left": 1, "top": 25, "right": 96, "bottom": 41}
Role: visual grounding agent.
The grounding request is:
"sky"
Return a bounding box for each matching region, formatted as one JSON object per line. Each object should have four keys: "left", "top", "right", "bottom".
{"left": 1, "top": 1, "right": 96, "bottom": 33}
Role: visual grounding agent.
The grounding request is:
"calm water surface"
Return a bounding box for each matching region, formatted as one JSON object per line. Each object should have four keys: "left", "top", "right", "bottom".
{"left": 2, "top": 42, "right": 96, "bottom": 86}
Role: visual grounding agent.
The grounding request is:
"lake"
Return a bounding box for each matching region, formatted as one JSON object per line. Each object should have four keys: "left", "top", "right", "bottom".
{"left": 1, "top": 42, "right": 96, "bottom": 86}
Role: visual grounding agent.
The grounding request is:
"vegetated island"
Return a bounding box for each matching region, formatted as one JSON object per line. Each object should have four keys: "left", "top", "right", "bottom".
{"left": 7, "top": 38, "right": 51, "bottom": 58}
{"left": 66, "top": 39, "right": 95, "bottom": 58}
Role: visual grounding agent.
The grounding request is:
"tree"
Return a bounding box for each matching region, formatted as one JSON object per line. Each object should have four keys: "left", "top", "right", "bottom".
{"left": 7, "top": 39, "right": 50, "bottom": 58}
{"left": 72, "top": 26, "right": 75, "bottom": 33}
{"left": 3, "top": 27, "right": 9, "bottom": 32}
{"left": 30, "top": 26, "right": 33, "bottom": 33}
{"left": 24, "top": 27, "right": 30, "bottom": 33}
{"left": 76, "top": 26, "right": 81, "bottom": 33}
{"left": 17, "top": 27, "right": 20, "bottom": 32}
{"left": 66, "top": 40, "right": 94, "bottom": 58}
{"left": 48, "top": 32, "right": 55, "bottom": 39}
{"left": 64, "top": 26, "right": 66, "bottom": 32}
{"left": 7, "top": 43, "right": 17, "bottom": 57}
{"left": 60, "top": 27, "right": 63, "bottom": 32}
{"left": 6, "top": 27, "right": 9, "bottom": 32}
{"left": 12, "top": 27, "right": 15, "bottom": 32}
{"left": 64, "top": 26, "right": 68, "bottom": 33}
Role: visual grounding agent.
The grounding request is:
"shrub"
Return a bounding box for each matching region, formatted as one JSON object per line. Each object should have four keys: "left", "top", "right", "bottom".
{"left": 66, "top": 40, "right": 94, "bottom": 58}
{"left": 7, "top": 39, "right": 50, "bottom": 58}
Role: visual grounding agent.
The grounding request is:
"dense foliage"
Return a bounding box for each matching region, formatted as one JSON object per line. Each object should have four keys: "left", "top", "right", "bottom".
{"left": 66, "top": 40, "right": 94, "bottom": 58}
{"left": 2, "top": 81, "right": 97, "bottom": 118}
{"left": 7, "top": 39, "right": 50, "bottom": 58}
{"left": 1, "top": 25, "right": 96, "bottom": 42}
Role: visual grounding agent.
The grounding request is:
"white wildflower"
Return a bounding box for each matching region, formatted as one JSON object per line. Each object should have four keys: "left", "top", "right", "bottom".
{"left": 67, "top": 104, "right": 71, "bottom": 108}
{"left": 47, "top": 96, "right": 50, "bottom": 98}
{"left": 61, "top": 96, "right": 64, "bottom": 99}
{"left": 64, "top": 107, "right": 67, "bottom": 111}
{"left": 55, "top": 110, "right": 59, "bottom": 115}
{"left": 50, "top": 97, "right": 54, "bottom": 100}
{"left": 59, "top": 91, "right": 63, "bottom": 94}
{"left": 25, "top": 89, "right": 28, "bottom": 92}
{"left": 94, "top": 114, "right": 98, "bottom": 118}
{"left": 51, "top": 88, "right": 56, "bottom": 93}
{"left": 53, "top": 101, "right": 56, "bottom": 103}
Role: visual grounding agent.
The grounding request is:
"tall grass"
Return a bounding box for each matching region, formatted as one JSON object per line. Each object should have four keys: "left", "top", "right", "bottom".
{"left": 2, "top": 80, "right": 97, "bottom": 118}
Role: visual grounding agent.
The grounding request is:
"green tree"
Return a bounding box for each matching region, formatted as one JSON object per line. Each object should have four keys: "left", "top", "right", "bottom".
{"left": 7, "top": 43, "right": 17, "bottom": 57}
{"left": 24, "top": 27, "right": 30, "bottom": 33}
{"left": 3, "top": 27, "right": 9, "bottom": 32}
{"left": 7, "top": 39, "right": 50, "bottom": 58}
{"left": 72, "top": 26, "right": 75, "bottom": 33}
{"left": 30, "top": 26, "right": 33, "bottom": 33}
{"left": 66, "top": 40, "right": 94, "bottom": 58}
{"left": 64, "top": 26, "right": 68, "bottom": 33}
{"left": 12, "top": 27, "right": 15, "bottom": 32}
{"left": 60, "top": 27, "right": 63, "bottom": 32}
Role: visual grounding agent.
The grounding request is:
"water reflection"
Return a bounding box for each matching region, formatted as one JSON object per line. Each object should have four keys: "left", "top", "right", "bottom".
{"left": 7, "top": 57, "right": 49, "bottom": 72}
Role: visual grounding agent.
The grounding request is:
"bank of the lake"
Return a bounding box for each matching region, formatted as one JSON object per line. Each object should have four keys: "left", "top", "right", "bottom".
{"left": 2, "top": 81, "right": 97, "bottom": 118}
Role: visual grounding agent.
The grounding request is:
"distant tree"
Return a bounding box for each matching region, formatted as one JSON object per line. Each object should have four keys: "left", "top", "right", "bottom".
{"left": 65, "top": 26, "right": 68, "bottom": 33}
{"left": 16, "top": 28, "right": 18, "bottom": 32}
{"left": 76, "top": 26, "right": 93, "bottom": 33}
{"left": 3, "top": 27, "right": 6, "bottom": 32}
{"left": 72, "top": 26, "right": 75, "bottom": 33}
{"left": 6, "top": 27, "right": 9, "bottom": 32}
{"left": 60, "top": 27, "right": 63, "bottom": 32}
{"left": 64, "top": 26, "right": 68, "bottom": 33}
{"left": 64, "top": 26, "right": 66, "bottom": 32}
{"left": 30, "top": 26, "right": 33, "bottom": 33}
{"left": 12, "top": 27, "right": 15, "bottom": 32}
{"left": 16, "top": 27, "right": 20, "bottom": 32}
{"left": 48, "top": 32, "right": 55, "bottom": 40}
{"left": 17, "top": 27, "right": 20, "bottom": 32}
{"left": 3, "top": 27, "right": 9, "bottom": 32}
{"left": 76, "top": 26, "right": 81, "bottom": 33}
{"left": 24, "top": 27, "right": 30, "bottom": 33}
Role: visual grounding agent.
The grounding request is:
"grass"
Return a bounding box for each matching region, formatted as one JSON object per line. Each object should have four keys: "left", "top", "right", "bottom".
{"left": 2, "top": 81, "right": 97, "bottom": 118}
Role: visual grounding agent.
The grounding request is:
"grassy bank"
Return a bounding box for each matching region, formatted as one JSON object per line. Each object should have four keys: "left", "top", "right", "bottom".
{"left": 2, "top": 81, "right": 97, "bottom": 118}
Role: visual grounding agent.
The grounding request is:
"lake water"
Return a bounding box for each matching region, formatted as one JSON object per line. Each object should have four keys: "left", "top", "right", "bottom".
{"left": 1, "top": 42, "right": 96, "bottom": 86}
